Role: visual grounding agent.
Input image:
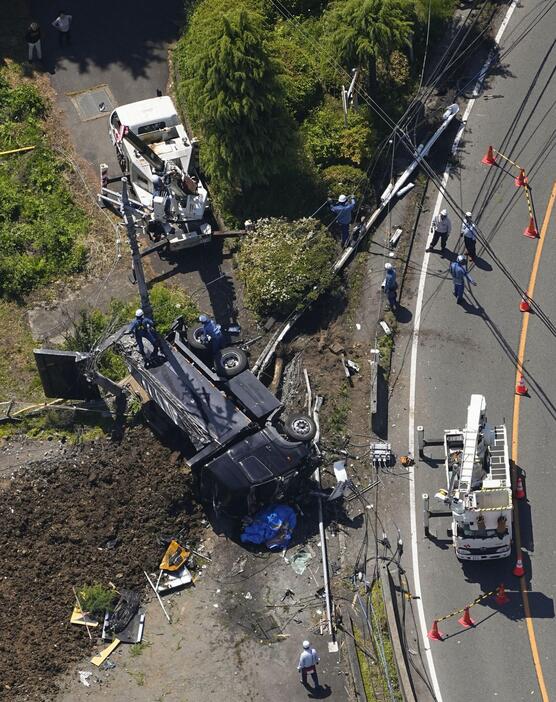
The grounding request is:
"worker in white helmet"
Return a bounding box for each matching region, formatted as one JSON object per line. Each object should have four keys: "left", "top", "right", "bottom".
{"left": 381, "top": 262, "right": 398, "bottom": 311}
{"left": 449, "top": 254, "right": 477, "bottom": 304}
{"left": 461, "top": 211, "right": 478, "bottom": 261}
{"left": 329, "top": 193, "right": 356, "bottom": 247}
{"left": 129, "top": 308, "right": 161, "bottom": 359}
{"left": 427, "top": 208, "right": 452, "bottom": 254}
{"left": 297, "top": 640, "right": 320, "bottom": 688}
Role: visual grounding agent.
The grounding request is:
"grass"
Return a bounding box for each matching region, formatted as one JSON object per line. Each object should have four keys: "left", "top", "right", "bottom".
{"left": 0, "top": 409, "right": 113, "bottom": 443}
{"left": 353, "top": 579, "right": 402, "bottom": 701}
{"left": 130, "top": 641, "right": 152, "bottom": 657}
{"left": 321, "top": 380, "right": 350, "bottom": 438}
{"left": 78, "top": 584, "right": 117, "bottom": 617}
{"left": 127, "top": 670, "right": 146, "bottom": 687}
{"left": 0, "top": 300, "right": 44, "bottom": 401}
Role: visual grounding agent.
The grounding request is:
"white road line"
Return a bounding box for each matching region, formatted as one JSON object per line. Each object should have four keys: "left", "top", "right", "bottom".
{"left": 407, "top": 1, "right": 519, "bottom": 699}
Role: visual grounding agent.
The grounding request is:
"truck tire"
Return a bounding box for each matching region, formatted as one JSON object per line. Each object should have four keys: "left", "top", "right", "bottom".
{"left": 215, "top": 347, "right": 248, "bottom": 378}
{"left": 284, "top": 414, "right": 317, "bottom": 442}
{"left": 186, "top": 325, "right": 209, "bottom": 351}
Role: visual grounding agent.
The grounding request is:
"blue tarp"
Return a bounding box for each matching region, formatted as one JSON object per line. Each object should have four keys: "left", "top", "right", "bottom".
{"left": 240, "top": 504, "right": 297, "bottom": 550}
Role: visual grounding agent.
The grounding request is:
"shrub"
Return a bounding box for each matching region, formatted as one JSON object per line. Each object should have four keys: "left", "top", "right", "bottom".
{"left": 236, "top": 217, "right": 337, "bottom": 319}
{"left": 321, "top": 164, "right": 369, "bottom": 200}
{"left": 302, "top": 97, "right": 373, "bottom": 169}
{"left": 78, "top": 584, "right": 117, "bottom": 617}
{"left": 273, "top": 30, "right": 323, "bottom": 121}
{"left": 0, "top": 82, "right": 46, "bottom": 122}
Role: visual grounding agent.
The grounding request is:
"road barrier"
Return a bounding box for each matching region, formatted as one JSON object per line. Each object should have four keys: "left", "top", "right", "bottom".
{"left": 427, "top": 585, "right": 509, "bottom": 641}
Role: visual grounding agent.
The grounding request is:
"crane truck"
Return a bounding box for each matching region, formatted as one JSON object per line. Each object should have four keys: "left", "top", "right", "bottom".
{"left": 105, "top": 95, "right": 212, "bottom": 251}
{"left": 436, "top": 394, "right": 513, "bottom": 561}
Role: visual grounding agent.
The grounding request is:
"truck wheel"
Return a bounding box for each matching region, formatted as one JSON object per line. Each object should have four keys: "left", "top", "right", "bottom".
{"left": 284, "top": 414, "right": 317, "bottom": 442}
{"left": 186, "top": 325, "right": 209, "bottom": 351}
{"left": 215, "top": 347, "right": 248, "bottom": 378}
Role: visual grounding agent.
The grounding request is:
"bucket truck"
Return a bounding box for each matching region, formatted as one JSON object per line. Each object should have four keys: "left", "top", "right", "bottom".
{"left": 436, "top": 394, "right": 513, "bottom": 561}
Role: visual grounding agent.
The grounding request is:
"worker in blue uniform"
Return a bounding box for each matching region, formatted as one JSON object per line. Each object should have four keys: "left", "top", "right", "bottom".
{"left": 199, "top": 314, "right": 223, "bottom": 353}
{"left": 129, "top": 309, "right": 161, "bottom": 357}
{"left": 329, "top": 194, "right": 356, "bottom": 247}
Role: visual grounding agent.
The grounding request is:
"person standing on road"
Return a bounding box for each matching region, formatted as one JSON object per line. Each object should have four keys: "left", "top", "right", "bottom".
{"left": 329, "top": 194, "right": 356, "bottom": 247}
{"left": 461, "top": 211, "right": 478, "bottom": 261}
{"left": 52, "top": 10, "right": 72, "bottom": 46}
{"left": 427, "top": 209, "right": 452, "bottom": 254}
{"left": 450, "top": 255, "right": 477, "bottom": 304}
{"left": 297, "top": 640, "right": 320, "bottom": 688}
{"left": 382, "top": 262, "right": 398, "bottom": 311}
{"left": 25, "top": 22, "right": 42, "bottom": 62}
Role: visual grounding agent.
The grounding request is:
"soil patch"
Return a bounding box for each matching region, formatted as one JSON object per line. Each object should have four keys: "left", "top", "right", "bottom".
{"left": 0, "top": 428, "right": 202, "bottom": 701}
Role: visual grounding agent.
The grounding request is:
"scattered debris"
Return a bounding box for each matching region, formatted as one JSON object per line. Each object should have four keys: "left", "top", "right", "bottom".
{"left": 240, "top": 504, "right": 297, "bottom": 550}
{"left": 290, "top": 549, "right": 313, "bottom": 575}
{"left": 78, "top": 671, "right": 93, "bottom": 687}
{"left": 281, "top": 588, "right": 295, "bottom": 602}
{"left": 144, "top": 570, "right": 172, "bottom": 624}
{"left": 380, "top": 320, "right": 393, "bottom": 336}
{"left": 91, "top": 639, "right": 120, "bottom": 667}
{"left": 231, "top": 556, "right": 247, "bottom": 576}
{"left": 244, "top": 592, "right": 253, "bottom": 600}
{"left": 400, "top": 454, "right": 414, "bottom": 467}
{"left": 70, "top": 605, "right": 98, "bottom": 628}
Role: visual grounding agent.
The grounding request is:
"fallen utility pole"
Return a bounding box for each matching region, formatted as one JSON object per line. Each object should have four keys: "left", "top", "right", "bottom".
{"left": 253, "top": 105, "right": 459, "bottom": 378}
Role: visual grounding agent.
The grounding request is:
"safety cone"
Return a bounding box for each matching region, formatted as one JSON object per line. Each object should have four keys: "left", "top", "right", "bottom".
{"left": 519, "top": 293, "right": 531, "bottom": 312}
{"left": 523, "top": 217, "right": 539, "bottom": 238}
{"left": 458, "top": 607, "right": 475, "bottom": 629}
{"left": 515, "top": 475, "right": 526, "bottom": 500}
{"left": 481, "top": 145, "right": 496, "bottom": 165}
{"left": 495, "top": 583, "right": 510, "bottom": 606}
{"left": 513, "top": 556, "right": 525, "bottom": 577}
{"left": 516, "top": 375, "right": 528, "bottom": 396}
{"left": 427, "top": 620, "right": 444, "bottom": 641}
{"left": 515, "top": 169, "right": 527, "bottom": 187}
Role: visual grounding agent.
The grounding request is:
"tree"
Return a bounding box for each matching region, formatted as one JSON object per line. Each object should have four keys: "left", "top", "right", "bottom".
{"left": 179, "top": 3, "right": 293, "bottom": 197}
{"left": 327, "top": 0, "right": 413, "bottom": 90}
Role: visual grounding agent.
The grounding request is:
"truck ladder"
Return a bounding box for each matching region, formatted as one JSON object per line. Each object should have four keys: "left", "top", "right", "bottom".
{"left": 489, "top": 424, "right": 509, "bottom": 485}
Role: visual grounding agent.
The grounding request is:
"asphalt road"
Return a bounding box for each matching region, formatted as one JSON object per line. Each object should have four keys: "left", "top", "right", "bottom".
{"left": 406, "top": 0, "right": 556, "bottom": 699}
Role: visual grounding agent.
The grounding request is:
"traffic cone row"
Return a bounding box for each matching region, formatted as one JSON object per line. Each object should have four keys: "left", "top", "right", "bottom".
{"left": 515, "top": 168, "right": 527, "bottom": 187}
{"left": 427, "top": 620, "right": 444, "bottom": 641}
{"left": 523, "top": 217, "right": 539, "bottom": 238}
{"left": 513, "top": 556, "right": 525, "bottom": 577}
{"left": 481, "top": 145, "right": 496, "bottom": 165}
{"left": 458, "top": 607, "right": 475, "bottom": 628}
{"left": 519, "top": 292, "right": 532, "bottom": 312}
{"left": 495, "top": 583, "right": 510, "bottom": 606}
{"left": 515, "top": 375, "right": 528, "bottom": 396}
{"left": 515, "top": 475, "right": 526, "bottom": 500}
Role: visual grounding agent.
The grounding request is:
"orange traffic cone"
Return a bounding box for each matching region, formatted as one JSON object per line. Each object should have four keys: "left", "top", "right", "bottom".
{"left": 519, "top": 293, "right": 531, "bottom": 312}
{"left": 513, "top": 556, "right": 525, "bottom": 577}
{"left": 458, "top": 607, "right": 475, "bottom": 628}
{"left": 495, "top": 583, "right": 510, "bottom": 606}
{"left": 523, "top": 217, "right": 539, "bottom": 238}
{"left": 515, "top": 475, "right": 526, "bottom": 500}
{"left": 427, "top": 620, "right": 444, "bottom": 641}
{"left": 515, "top": 169, "right": 527, "bottom": 187}
{"left": 516, "top": 375, "right": 528, "bottom": 396}
{"left": 481, "top": 145, "right": 496, "bottom": 165}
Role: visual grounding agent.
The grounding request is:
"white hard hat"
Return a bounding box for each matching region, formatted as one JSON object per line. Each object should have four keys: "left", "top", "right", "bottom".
{"left": 384, "top": 262, "right": 393, "bottom": 270}
{"left": 440, "top": 209, "right": 447, "bottom": 217}
{"left": 198, "top": 314, "right": 208, "bottom": 323}
{"left": 302, "top": 640, "right": 310, "bottom": 649}
{"left": 135, "top": 308, "right": 144, "bottom": 317}
{"left": 465, "top": 211, "right": 473, "bottom": 218}
{"left": 457, "top": 254, "right": 466, "bottom": 263}
{"left": 338, "top": 194, "right": 347, "bottom": 203}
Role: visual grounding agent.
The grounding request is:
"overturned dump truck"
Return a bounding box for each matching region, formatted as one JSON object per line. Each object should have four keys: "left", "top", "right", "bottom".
{"left": 34, "top": 319, "right": 319, "bottom": 517}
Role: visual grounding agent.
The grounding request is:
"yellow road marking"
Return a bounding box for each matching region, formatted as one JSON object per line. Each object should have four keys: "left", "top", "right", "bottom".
{"left": 512, "top": 181, "right": 556, "bottom": 702}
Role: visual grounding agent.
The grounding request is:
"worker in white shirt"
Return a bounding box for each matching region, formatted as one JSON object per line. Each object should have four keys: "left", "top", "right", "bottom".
{"left": 427, "top": 209, "right": 452, "bottom": 254}
{"left": 52, "top": 11, "right": 72, "bottom": 46}
{"left": 297, "top": 640, "right": 320, "bottom": 687}
{"left": 461, "top": 211, "right": 478, "bottom": 261}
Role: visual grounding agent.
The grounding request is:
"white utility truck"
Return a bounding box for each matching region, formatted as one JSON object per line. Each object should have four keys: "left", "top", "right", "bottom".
{"left": 108, "top": 96, "right": 211, "bottom": 250}
{"left": 437, "top": 394, "right": 512, "bottom": 561}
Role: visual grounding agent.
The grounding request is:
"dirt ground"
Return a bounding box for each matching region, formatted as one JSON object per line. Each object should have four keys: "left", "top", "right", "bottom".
{"left": 0, "top": 428, "right": 203, "bottom": 701}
